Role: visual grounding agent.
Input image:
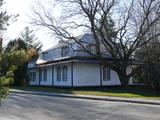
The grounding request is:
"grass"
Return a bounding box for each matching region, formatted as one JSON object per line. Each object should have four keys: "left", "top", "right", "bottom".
{"left": 11, "top": 86, "right": 160, "bottom": 99}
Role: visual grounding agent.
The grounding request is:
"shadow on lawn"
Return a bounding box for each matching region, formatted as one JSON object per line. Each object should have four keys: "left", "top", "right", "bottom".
{"left": 73, "top": 86, "right": 160, "bottom": 97}
{"left": 12, "top": 86, "right": 160, "bottom": 98}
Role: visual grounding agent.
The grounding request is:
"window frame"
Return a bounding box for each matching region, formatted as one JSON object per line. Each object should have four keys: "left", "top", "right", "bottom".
{"left": 62, "top": 66, "right": 67, "bottom": 81}
{"left": 30, "top": 72, "right": 36, "bottom": 81}
{"left": 43, "top": 68, "right": 47, "bottom": 81}
{"left": 103, "top": 66, "right": 111, "bottom": 81}
{"left": 61, "top": 46, "right": 69, "bottom": 57}
{"left": 42, "top": 52, "right": 48, "bottom": 59}
{"left": 86, "top": 44, "right": 95, "bottom": 52}
{"left": 57, "top": 66, "right": 61, "bottom": 81}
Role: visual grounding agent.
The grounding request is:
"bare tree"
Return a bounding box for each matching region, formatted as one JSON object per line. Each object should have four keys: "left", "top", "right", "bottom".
{"left": 31, "top": 0, "right": 160, "bottom": 88}
{"left": 135, "top": 5, "right": 160, "bottom": 88}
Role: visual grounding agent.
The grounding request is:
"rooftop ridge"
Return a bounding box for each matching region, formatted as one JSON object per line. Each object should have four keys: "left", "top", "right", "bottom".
{"left": 41, "top": 33, "right": 92, "bottom": 53}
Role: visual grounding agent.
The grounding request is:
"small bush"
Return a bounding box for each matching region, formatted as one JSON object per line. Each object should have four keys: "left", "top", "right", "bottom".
{"left": 0, "top": 87, "right": 9, "bottom": 100}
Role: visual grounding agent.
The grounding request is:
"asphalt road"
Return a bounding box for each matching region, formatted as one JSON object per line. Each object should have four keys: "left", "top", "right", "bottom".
{"left": 0, "top": 93, "right": 160, "bottom": 120}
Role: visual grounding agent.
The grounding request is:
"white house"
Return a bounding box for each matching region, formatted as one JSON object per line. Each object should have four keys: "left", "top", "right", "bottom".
{"left": 28, "top": 34, "right": 133, "bottom": 87}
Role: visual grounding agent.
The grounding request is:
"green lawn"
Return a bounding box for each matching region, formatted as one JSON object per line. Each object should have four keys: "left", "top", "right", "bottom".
{"left": 12, "top": 86, "right": 160, "bottom": 99}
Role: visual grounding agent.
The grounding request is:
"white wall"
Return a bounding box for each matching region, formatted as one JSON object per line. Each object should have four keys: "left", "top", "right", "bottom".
{"left": 29, "top": 68, "right": 39, "bottom": 86}
{"left": 101, "top": 65, "right": 133, "bottom": 86}
{"left": 40, "top": 66, "right": 53, "bottom": 86}
{"left": 54, "top": 63, "right": 72, "bottom": 87}
{"left": 101, "top": 65, "right": 121, "bottom": 86}
{"left": 29, "top": 63, "right": 72, "bottom": 87}
{"left": 29, "top": 62, "right": 133, "bottom": 87}
{"left": 73, "top": 63, "right": 101, "bottom": 86}
{"left": 73, "top": 63, "right": 132, "bottom": 86}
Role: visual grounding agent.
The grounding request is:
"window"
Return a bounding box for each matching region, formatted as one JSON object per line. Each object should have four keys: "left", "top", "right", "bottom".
{"left": 103, "top": 67, "right": 111, "bottom": 81}
{"left": 62, "top": 66, "right": 67, "bottom": 81}
{"left": 87, "top": 45, "right": 95, "bottom": 52}
{"left": 57, "top": 67, "right": 61, "bottom": 81}
{"left": 42, "top": 52, "right": 48, "bottom": 59}
{"left": 30, "top": 72, "right": 36, "bottom": 81}
{"left": 62, "top": 46, "right": 69, "bottom": 57}
{"left": 43, "top": 68, "right": 47, "bottom": 81}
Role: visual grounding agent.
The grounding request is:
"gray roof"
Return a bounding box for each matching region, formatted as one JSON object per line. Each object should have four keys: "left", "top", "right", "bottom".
{"left": 41, "top": 33, "right": 93, "bottom": 53}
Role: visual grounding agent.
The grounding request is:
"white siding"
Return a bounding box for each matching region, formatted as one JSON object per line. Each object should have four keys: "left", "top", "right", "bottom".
{"left": 101, "top": 65, "right": 121, "bottom": 86}
{"left": 73, "top": 63, "right": 127, "bottom": 86}
{"left": 29, "top": 63, "right": 133, "bottom": 87}
{"left": 54, "top": 63, "right": 72, "bottom": 87}
{"left": 73, "top": 63, "right": 101, "bottom": 86}
{"left": 40, "top": 66, "right": 53, "bottom": 86}
{"left": 73, "top": 63, "right": 132, "bottom": 86}
{"left": 101, "top": 65, "right": 133, "bottom": 86}
{"left": 29, "top": 68, "right": 39, "bottom": 85}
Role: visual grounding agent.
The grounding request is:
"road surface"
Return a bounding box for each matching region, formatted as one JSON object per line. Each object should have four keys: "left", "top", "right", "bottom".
{"left": 0, "top": 92, "right": 160, "bottom": 120}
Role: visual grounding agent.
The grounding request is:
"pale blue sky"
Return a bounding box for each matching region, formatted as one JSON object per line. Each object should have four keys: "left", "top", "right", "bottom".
{"left": 3, "top": 0, "right": 128, "bottom": 50}
{"left": 3, "top": 0, "right": 58, "bottom": 50}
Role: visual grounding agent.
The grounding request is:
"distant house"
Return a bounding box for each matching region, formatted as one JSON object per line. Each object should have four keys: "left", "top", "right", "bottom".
{"left": 28, "top": 34, "right": 133, "bottom": 87}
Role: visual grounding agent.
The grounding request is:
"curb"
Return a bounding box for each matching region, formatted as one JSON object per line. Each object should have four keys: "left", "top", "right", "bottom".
{"left": 10, "top": 90, "right": 160, "bottom": 106}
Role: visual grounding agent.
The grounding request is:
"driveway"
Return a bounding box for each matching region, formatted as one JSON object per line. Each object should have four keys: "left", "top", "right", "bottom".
{"left": 0, "top": 92, "right": 160, "bottom": 120}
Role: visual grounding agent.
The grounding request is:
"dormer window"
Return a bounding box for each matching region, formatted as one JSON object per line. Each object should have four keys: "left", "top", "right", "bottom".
{"left": 61, "top": 46, "right": 69, "bottom": 57}
{"left": 42, "top": 52, "right": 48, "bottom": 59}
{"left": 87, "top": 45, "right": 95, "bottom": 52}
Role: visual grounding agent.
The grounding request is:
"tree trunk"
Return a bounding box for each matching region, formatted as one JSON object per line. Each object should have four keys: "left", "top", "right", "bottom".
{"left": 119, "top": 75, "right": 129, "bottom": 88}
{"left": 117, "top": 69, "right": 130, "bottom": 88}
